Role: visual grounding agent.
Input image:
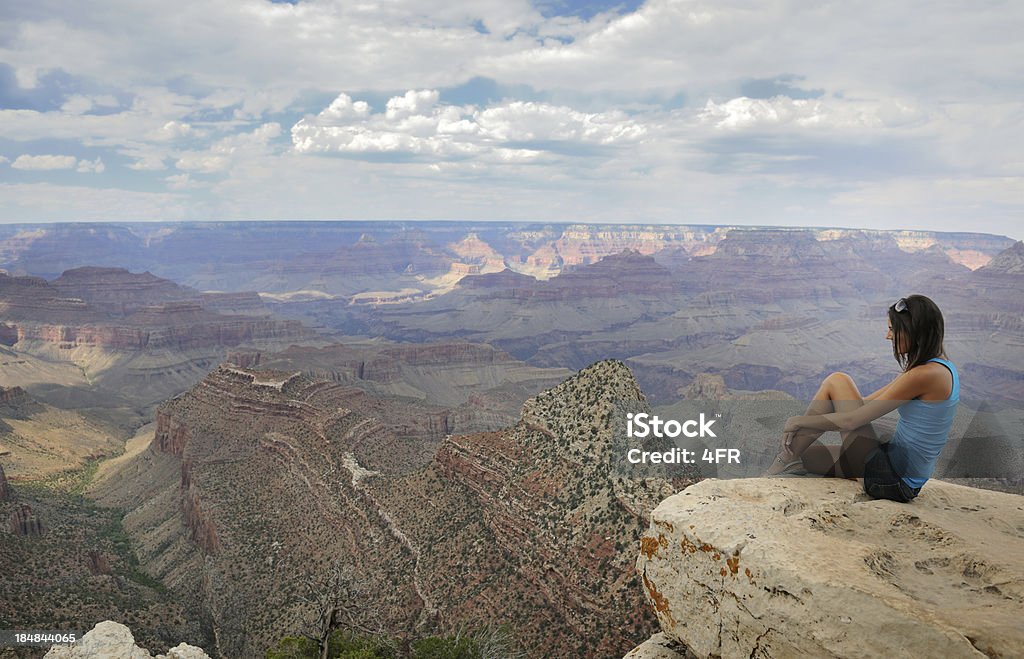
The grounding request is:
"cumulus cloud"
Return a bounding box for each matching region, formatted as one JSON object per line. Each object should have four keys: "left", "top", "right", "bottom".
{"left": 76, "top": 157, "right": 105, "bottom": 173}
{"left": 174, "top": 154, "right": 229, "bottom": 174}
{"left": 0, "top": 105, "right": 186, "bottom": 145}
{"left": 165, "top": 173, "right": 203, "bottom": 190}
{"left": 11, "top": 154, "right": 106, "bottom": 173}
{"left": 318, "top": 94, "right": 371, "bottom": 122}
{"left": 698, "top": 96, "right": 925, "bottom": 132}
{"left": 11, "top": 154, "right": 79, "bottom": 170}
{"left": 484, "top": 0, "right": 1024, "bottom": 101}
{"left": 176, "top": 122, "right": 282, "bottom": 173}
{"left": 60, "top": 94, "right": 120, "bottom": 115}
{"left": 61, "top": 96, "right": 95, "bottom": 115}
{"left": 155, "top": 121, "right": 195, "bottom": 140}
{"left": 385, "top": 90, "right": 441, "bottom": 120}
{"left": 127, "top": 155, "right": 167, "bottom": 171}
{"left": 0, "top": 0, "right": 1022, "bottom": 235}
{"left": 292, "top": 90, "right": 647, "bottom": 161}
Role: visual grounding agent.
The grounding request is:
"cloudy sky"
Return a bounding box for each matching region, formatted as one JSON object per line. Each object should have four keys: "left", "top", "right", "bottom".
{"left": 0, "top": 0, "right": 1021, "bottom": 236}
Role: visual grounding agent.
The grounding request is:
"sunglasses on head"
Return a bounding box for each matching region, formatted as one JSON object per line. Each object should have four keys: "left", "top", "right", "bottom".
{"left": 894, "top": 298, "right": 908, "bottom": 313}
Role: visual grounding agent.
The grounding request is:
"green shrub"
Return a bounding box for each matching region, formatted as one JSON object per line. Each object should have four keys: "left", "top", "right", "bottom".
{"left": 337, "top": 650, "right": 385, "bottom": 659}
{"left": 267, "top": 635, "right": 318, "bottom": 659}
{"left": 268, "top": 623, "right": 521, "bottom": 659}
{"left": 410, "top": 635, "right": 481, "bottom": 659}
{"left": 328, "top": 630, "right": 397, "bottom": 658}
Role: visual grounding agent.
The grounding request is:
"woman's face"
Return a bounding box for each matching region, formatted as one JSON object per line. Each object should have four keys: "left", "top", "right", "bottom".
{"left": 887, "top": 319, "right": 908, "bottom": 353}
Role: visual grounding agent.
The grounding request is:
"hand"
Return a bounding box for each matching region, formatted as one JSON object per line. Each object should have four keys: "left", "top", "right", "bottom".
{"left": 782, "top": 416, "right": 802, "bottom": 456}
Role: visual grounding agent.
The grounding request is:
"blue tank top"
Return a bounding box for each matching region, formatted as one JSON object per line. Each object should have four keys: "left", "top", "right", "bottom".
{"left": 888, "top": 357, "right": 959, "bottom": 489}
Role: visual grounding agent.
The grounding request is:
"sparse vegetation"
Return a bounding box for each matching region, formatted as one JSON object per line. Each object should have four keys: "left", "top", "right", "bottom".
{"left": 267, "top": 623, "right": 523, "bottom": 659}
{"left": 0, "top": 476, "right": 195, "bottom": 654}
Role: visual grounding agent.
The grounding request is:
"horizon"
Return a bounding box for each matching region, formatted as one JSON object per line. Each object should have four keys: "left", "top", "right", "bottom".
{"left": 0, "top": 218, "right": 1018, "bottom": 242}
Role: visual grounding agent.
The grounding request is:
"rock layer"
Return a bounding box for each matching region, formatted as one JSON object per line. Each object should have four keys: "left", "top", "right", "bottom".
{"left": 52, "top": 266, "right": 197, "bottom": 315}
{"left": 633, "top": 477, "right": 1024, "bottom": 658}
{"left": 1, "top": 270, "right": 311, "bottom": 352}
{"left": 98, "top": 359, "right": 695, "bottom": 658}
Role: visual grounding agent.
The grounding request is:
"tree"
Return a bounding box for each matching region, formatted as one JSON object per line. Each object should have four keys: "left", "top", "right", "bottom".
{"left": 298, "top": 560, "right": 387, "bottom": 659}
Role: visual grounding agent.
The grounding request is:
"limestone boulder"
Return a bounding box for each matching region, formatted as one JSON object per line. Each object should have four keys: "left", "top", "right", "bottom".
{"left": 634, "top": 477, "right": 1024, "bottom": 658}
{"left": 43, "top": 621, "right": 210, "bottom": 659}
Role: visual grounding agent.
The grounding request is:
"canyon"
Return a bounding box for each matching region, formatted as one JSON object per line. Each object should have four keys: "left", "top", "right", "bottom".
{"left": 1, "top": 221, "right": 1021, "bottom": 658}
{"left": 0, "top": 266, "right": 316, "bottom": 438}
{"left": 88, "top": 360, "right": 696, "bottom": 657}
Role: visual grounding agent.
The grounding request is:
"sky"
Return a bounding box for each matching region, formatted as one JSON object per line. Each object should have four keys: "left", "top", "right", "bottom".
{"left": 0, "top": 0, "right": 1021, "bottom": 237}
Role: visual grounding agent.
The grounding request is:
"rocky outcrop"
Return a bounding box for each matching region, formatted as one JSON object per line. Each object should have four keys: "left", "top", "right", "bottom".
{"left": 630, "top": 478, "right": 1024, "bottom": 658}
{"left": 120, "top": 364, "right": 449, "bottom": 656}
{"left": 43, "top": 620, "right": 210, "bottom": 659}
{"left": 85, "top": 550, "right": 112, "bottom": 576}
{"left": 457, "top": 250, "right": 675, "bottom": 300}
{"left": 8, "top": 503, "right": 44, "bottom": 536}
{"left": 104, "top": 358, "right": 693, "bottom": 657}
{"left": 331, "top": 235, "right": 452, "bottom": 277}
{"left": 0, "top": 272, "right": 104, "bottom": 324}
{"left": 181, "top": 465, "right": 220, "bottom": 555}
{"left": 155, "top": 410, "right": 192, "bottom": 457}
{"left": 447, "top": 232, "right": 508, "bottom": 271}
{"left": 226, "top": 340, "right": 572, "bottom": 428}
{"left": 966, "top": 240, "right": 1024, "bottom": 313}
{"left": 978, "top": 240, "right": 1024, "bottom": 275}
{"left": 52, "top": 266, "right": 197, "bottom": 315}
{"left": 52, "top": 266, "right": 270, "bottom": 315}
{"left": 672, "top": 229, "right": 880, "bottom": 305}
{"left": 550, "top": 225, "right": 723, "bottom": 268}
{"left": 0, "top": 384, "right": 35, "bottom": 409}
{"left": 624, "top": 633, "right": 696, "bottom": 659}
{"left": 815, "top": 228, "right": 1015, "bottom": 270}
{"left": 455, "top": 267, "right": 538, "bottom": 291}
{"left": 2, "top": 270, "right": 312, "bottom": 353}
{"left": 11, "top": 313, "right": 309, "bottom": 353}
{"left": 396, "top": 360, "right": 695, "bottom": 657}
{"left": 0, "top": 464, "right": 10, "bottom": 500}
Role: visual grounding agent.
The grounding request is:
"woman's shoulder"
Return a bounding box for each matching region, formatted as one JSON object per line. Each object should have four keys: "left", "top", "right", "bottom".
{"left": 906, "top": 359, "right": 956, "bottom": 399}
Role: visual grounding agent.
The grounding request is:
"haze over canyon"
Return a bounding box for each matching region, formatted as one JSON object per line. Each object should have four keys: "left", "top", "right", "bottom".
{"left": 1, "top": 221, "right": 1021, "bottom": 658}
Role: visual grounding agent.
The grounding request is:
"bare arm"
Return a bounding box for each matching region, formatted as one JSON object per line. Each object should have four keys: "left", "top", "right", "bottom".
{"left": 864, "top": 379, "right": 895, "bottom": 401}
{"left": 786, "top": 369, "right": 929, "bottom": 433}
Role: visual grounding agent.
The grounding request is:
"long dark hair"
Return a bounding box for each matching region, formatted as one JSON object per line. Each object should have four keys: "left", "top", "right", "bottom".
{"left": 888, "top": 294, "right": 946, "bottom": 371}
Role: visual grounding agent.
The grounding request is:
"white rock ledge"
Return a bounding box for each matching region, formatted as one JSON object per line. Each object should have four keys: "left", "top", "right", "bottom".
{"left": 623, "top": 631, "right": 695, "bottom": 658}
{"left": 44, "top": 621, "right": 210, "bottom": 659}
{"left": 632, "top": 477, "right": 1024, "bottom": 658}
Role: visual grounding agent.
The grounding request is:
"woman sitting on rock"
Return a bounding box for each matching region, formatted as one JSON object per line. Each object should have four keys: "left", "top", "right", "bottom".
{"left": 763, "top": 294, "right": 959, "bottom": 503}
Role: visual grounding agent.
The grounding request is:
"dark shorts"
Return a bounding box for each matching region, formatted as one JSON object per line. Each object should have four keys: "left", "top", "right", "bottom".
{"left": 863, "top": 443, "right": 922, "bottom": 503}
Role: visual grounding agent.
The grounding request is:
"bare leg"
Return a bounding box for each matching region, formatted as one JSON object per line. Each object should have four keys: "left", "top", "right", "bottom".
{"left": 768, "top": 372, "right": 879, "bottom": 478}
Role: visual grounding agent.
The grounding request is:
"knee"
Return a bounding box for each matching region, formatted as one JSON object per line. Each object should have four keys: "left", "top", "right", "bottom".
{"left": 825, "top": 372, "right": 854, "bottom": 388}
{"left": 822, "top": 371, "right": 863, "bottom": 404}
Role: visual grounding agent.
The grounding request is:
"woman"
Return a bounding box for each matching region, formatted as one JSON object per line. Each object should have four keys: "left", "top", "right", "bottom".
{"left": 763, "top": 294, "right": 959, "bottom": 503}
